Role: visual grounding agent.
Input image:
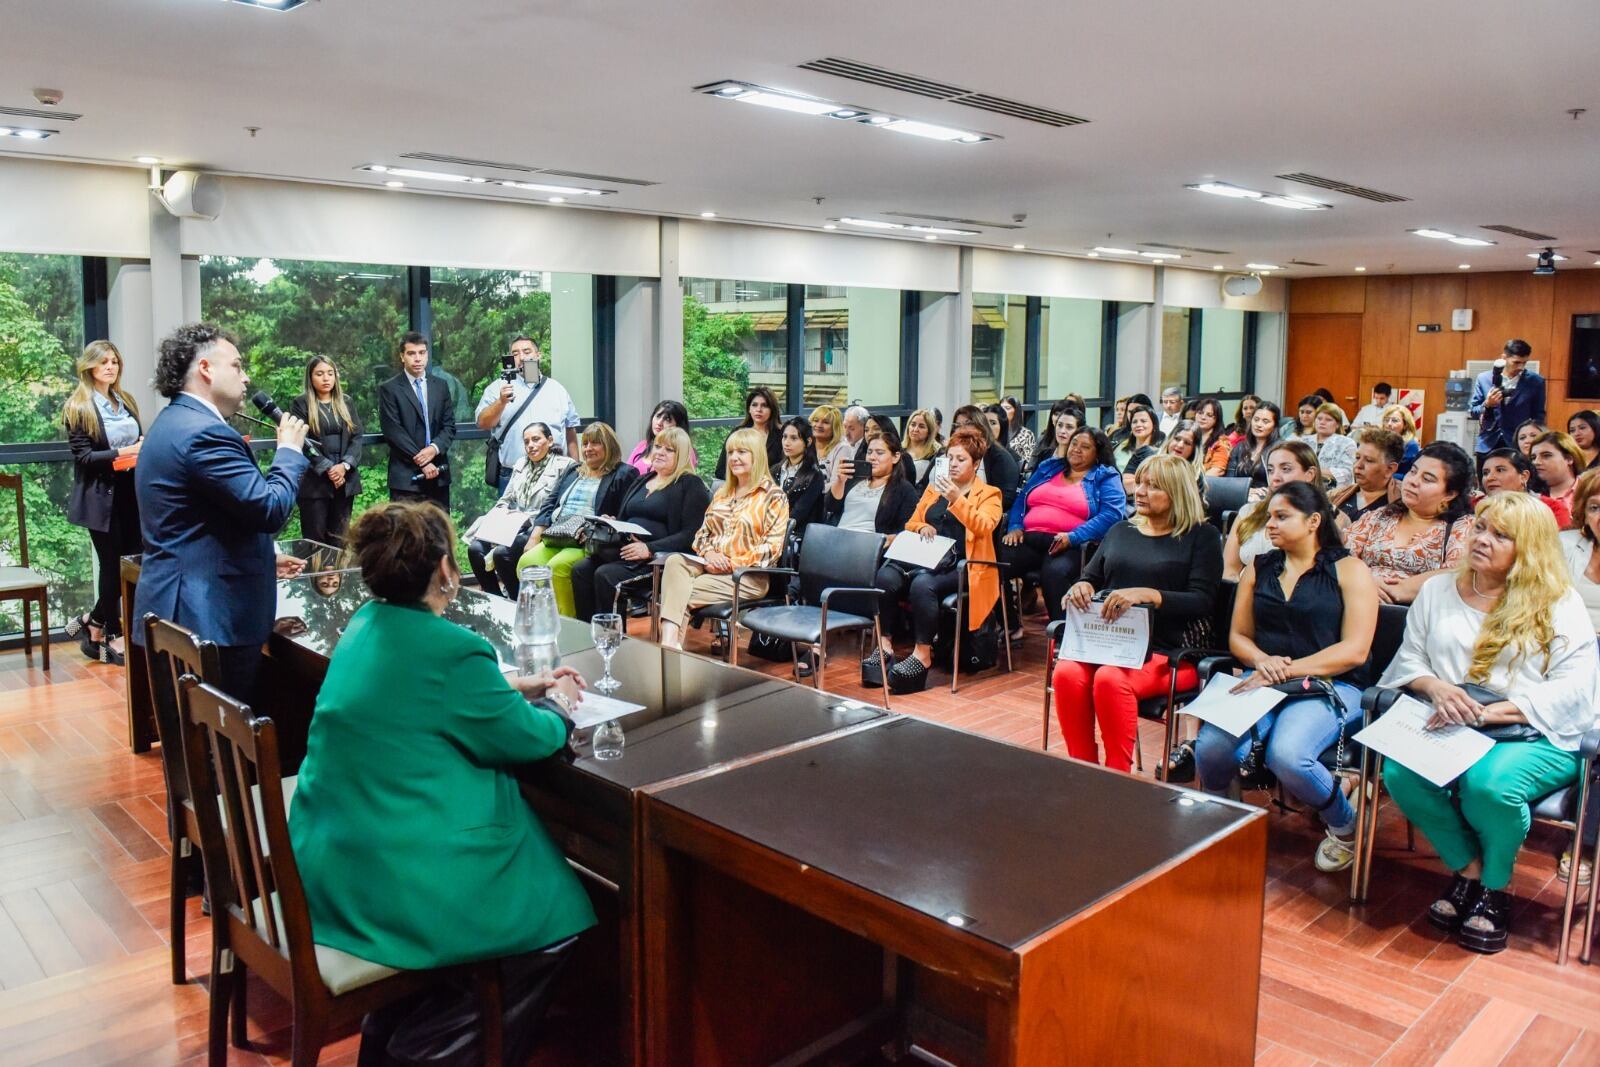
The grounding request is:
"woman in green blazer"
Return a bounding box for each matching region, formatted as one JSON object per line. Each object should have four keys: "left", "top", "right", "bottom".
{"left": 288, "top": 501, "right": 595, "bottom": 975}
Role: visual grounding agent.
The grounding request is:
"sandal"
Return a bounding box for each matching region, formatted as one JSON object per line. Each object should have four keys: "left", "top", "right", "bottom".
{"left": 99, "top": 640, "right": 126, "bottom": 668}
{"left": 64, "top": 612, "right": 90, "bottom": 638}
{"left": 1457, "top": 887, "right": 1511, "bottom": 954}
{"left": 888, "top": 655, "right": 929, "bottom": 695}
{"left": 1164, "top": 741, "right": 1196, "bottom": 783}
{"left": 1427, "top": 874, "right": 1481, "bottom": 933}
{"left": 78, "top": 630, "right": 101, "bottom": 662}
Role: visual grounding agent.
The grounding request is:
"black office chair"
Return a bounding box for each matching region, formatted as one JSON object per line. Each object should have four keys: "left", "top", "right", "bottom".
{"left": 1204, "top": 477, "right": 1252, "bottom": 528}
{"left": 735, "top": 525, "right": 892, "bottom": 708}
{"left": 938, "top": 558, "right": 1014, "bottom": 693}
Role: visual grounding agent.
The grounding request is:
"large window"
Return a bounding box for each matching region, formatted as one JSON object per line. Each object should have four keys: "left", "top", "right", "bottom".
{"left": 801, "top": 285, "right": 902, "bottom": 409}
{"left": 970, "top": 292, "right": 1026, "bottom": 407}
{"left": 1160, "top": 307, "right": 1192, "bottom": 395}
{"left": 683, "top": 277, "right": 786, "bottom": 418}
{"left": 974, "top": 292, "right": 1116, "bottom": 431}
{"left": 1040, "top": 297, "right": 1108, "bottom": 426}
{"left": 1196, "top": 308, "right": 1248, "bottom": 395}
{"left": 0, "top": 253, "right": 90, "bottom": 634}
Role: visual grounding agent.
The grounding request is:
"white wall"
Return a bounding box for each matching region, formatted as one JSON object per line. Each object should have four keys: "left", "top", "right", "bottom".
{"left": 971, "top": 249, "right": 1155, "bottom": 304}
{"left": 0, "top": 158, "right": 152, "bottom": 257}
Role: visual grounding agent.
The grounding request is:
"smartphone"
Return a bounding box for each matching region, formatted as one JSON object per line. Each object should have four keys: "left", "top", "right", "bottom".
{"left": 930, "top": 455, "right": 950, "bottom": 482}
{"left": 522, "top": 360, "right": 542, "bottom": 385}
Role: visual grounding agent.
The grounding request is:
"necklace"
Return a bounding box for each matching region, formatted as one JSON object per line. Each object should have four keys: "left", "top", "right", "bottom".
{"left": 1469, "top": 570, "right": 1504, "bottom": 601}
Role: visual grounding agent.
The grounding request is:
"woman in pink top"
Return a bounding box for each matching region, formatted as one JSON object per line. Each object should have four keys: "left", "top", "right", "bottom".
{"left": 626, "top": 400, "right": 695, "bottom": 474}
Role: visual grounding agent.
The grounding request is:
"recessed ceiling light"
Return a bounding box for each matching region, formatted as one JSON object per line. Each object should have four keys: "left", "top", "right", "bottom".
{"left": 1012, "top": 244, "right": 1025, "bottom": 250}
{"left": 822, "top": 223, "right": 837, "bottom": 230}
{"left": 1212, "top": 264, "right": 1225, "bottom": 270}
{"left": 1245, "top": 263, "right": 1281, "bottom": 271}
{"left": 835, "top": 217, "right": 979, "bottom": 236}
{"left": 867, "top": 115, "right": 892, "bottom": 125}
{"left": 1259, "top": 194, "right": 1330, "bottom": 211}
{"left": 1138, "top": 251, "right": 1182, "bottom": 260}
{"left": 882, "top": 119, "right": 988, "bottom": 142}
{"left": 729, "top": 89, "right": 839, "bottom": 116}
{"left": 135, "top": 155, "right": 161, "bottom": 165}
{"left": 1449, "top": 236, "right": 1495, "bottom": 247}
{"left": 1527, "top": 252, "right": 1569, "bottom": 261}
{"left": 10, "top": 129, "right": 52, "bottom": 140}
{"left": 495, "top": 179, "right": 611, "bottom": 196}
{"left": 700, "top": 211, "right": 716, "bottom": 218}
{"left": 1354, "top": 266, "right": 1366, "bottom": 272}
{"left": 1085, "top": 252, "right": 1099, "bottom": 258}
{"left": 228, "top": 0, "right": 309, "bottom": 10}
{"left": 384, "top": 180, "right": 404, "bottom": 188}
{"left": 1187, "top": 181, "right": 1264, "bottom": 200}
{"left": 697, "top": 81, "right": 994, "bottom": 143}
{"left": 1410, "top": 228, "right": 1456, "bottom": 240}
{"left": 362, "top": 165, "right": 474, "bottom": 184}
{"left": 830, "top": 110, "right": 860, "bottom": 119}
{"left": 1093, "top": 246, "right": 1139, "bottom": 256}
{"left": 547, "top": 197, "right": 565, "bottom": 204}
{"left": 369, "top": 165, "right": 389, "bottom": 173}
{"left": 923, "top": 234, "right": 938, "bottom": 240}
{"left": 1459, "top": 264, "right": 1472, "bottom": 269}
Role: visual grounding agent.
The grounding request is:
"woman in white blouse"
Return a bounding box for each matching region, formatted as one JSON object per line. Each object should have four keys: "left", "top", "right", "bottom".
{"left": 1300, "top": 402, "right": 1357, "bottom": 488}
{"left": 1562, "top": 469, "right": 1600, "bottom": 632}
{"left": 1378, "top": 492, "right": 1600, "bottom": 954}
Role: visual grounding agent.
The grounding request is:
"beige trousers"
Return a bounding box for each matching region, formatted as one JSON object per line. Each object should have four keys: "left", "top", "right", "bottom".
{"left": 658, "top": 554, "right": 769, "bottom": 632}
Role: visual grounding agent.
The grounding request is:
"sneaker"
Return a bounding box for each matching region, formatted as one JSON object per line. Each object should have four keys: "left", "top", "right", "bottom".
{"left": 1314, "top": 828, "right": 1356, "bottom": 873}
{"left": 1558, "top": 850, "right": 1592, "bottom": 886}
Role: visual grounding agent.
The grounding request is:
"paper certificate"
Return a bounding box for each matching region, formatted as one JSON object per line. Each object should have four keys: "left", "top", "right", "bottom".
{"left": 884, "top": 534, "right": 957, "bottom": 570}
{"left": 1178, "top": 673, "right": 1284, "bottom": 737}
{"left": 569, "top": 692, "right": 646, "bottom": 730}
{"left": 1054, "top": 604, "right": 1151, "bottom": 669}
{"left": 474, "top": 508, "right": 533, "bottom": 547}
{"left": 1353, "top": 693, "right": 1494, "bottom": 787}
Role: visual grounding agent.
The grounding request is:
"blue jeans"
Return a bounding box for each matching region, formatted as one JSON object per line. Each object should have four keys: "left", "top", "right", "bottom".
{"left": 495, "top": 470, "right": 512, "bottom": 495}
{"left": 1194, "top": 675, "right": 1361, "bottom": 832}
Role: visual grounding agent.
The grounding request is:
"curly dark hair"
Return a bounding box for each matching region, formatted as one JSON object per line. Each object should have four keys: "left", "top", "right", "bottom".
{"left": 153, "top": 323, "right": 238, "bottom": 399}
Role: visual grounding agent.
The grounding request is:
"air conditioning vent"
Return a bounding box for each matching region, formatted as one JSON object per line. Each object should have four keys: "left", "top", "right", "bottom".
{"left": 1276, "top": 172, "right": 1409, "bottom": 203}
{"left": 538, "top": 168, "right": 659, "bottom": 188}
{"left": 401, "top": 152, "right": 659, "bottom": 187}
{"left": 884, "top": 211, "right": 1019, "bottom": 230}
{"left": 1288, "top": 259, "right": 1327, "bottom": 267}
{"left": 1141, "top": 241, "right": 1233, "bottom": 255}
{"left": 0, "top": 104, "right": 82, "bottom": 122}
{"left": 1481, "top": 224, "right": 1558, "bottom": 242}
{"left": 799, "top": 57, "right": 1089, "bottom": 128}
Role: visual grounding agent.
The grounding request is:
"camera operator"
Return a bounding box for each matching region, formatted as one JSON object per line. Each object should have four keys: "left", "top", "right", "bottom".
{"left": 1470, "top": 339, "right": 1546, "bottom": 465}
{"left": 475, "top": 335, "right": 581, "bottom": 493}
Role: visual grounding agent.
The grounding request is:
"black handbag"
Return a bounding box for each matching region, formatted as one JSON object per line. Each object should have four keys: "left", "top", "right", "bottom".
{"left": 583, "top": 518, "right": 629, "bottom": 562}
{"left": 1460, "top": 682, "right": 1542, "bottom": 743}
{"left": 540, "top": 513, "right": 588, "bottom": 549}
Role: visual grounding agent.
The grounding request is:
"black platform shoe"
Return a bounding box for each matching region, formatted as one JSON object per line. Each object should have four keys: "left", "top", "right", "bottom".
{"left": 860, "top": 650, "right": 889, "bottom": 689}
{"left": 1457, "top": 887, "right": 1511, "bottom": 953}
{"left": 78, "top": 630, "right": 101, "bottom": 662}
{"left": 888, "top": 655, "right": 930, "bottom": 694}
{"left": 1427, "top": 874, "right": 1482, "bottom": 933}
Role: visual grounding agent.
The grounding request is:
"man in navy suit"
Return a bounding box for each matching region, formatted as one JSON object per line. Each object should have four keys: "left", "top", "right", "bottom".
{"left": 132, "top": 322, "right": 309, "bottom": 700}
{"left": 379, "top": 331, "right": 454, "bottom": 508}
{"left": 1469, "top": 338, "right": 1546, "bottom": 460}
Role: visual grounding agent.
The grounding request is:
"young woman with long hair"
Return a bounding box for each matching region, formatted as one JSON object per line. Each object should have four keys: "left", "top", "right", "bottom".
{"left": 716, "top": 386, "right": 784, "bottom": 479}
{"left": 626, "top": 400, "right": 691, "bottom": 475}
{"left": 1195, "top": 397, "right": 1233, "bottom": 475}
{"left": 290, "top": 356, "right": 363, "bottom": 546}
{"left": 1223, "top": 440, "right": 1324, "bottom": 579}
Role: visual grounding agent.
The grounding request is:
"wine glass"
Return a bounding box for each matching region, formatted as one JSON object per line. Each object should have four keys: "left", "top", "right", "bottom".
{"left": 591, "top": 613, "right": 624, "bottom": 692}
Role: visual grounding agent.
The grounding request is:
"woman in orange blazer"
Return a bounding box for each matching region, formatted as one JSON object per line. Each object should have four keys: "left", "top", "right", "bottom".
{"left": 872, "top": 426, "right": 1003, "bottom": 692}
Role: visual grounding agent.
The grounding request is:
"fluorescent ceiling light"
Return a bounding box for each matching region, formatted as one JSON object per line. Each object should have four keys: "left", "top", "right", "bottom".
{"left": 835, "top": 217, "right": 979, "bottom": 236}
{"left": 228, "top": 0, "right": 308, "bottom": 9}
{"left": 1354, "top": 266, "right": 1366, "bottom": 271}
{"left": 822, "top": 223, "right": 837, "bottom": 230}
{"left": 1449, "top": 236, "right": 1495, "bottom": 246}
{"left": 1138, "top": 251, "right": 1182, "bottom": 260}
{"left": 924, "top": 235, "right": 938, "bottom": 240}
{"left": 361, "top": 165, "right": 483, "bottom": 184}
{"left": 1410, "top": 228, "right": 1456, "bottom": 239}
{"left": 0, "top": 127, "right": 56, "bottom": 140}
{"left": 383, "top": 180, "right": 404, "bottom": 188}
{"left": 730, "top": 90, "right": 839, "bottom": 117}
{"left": 1212, "top": 264, "right": 1225, "bottom": 270}
{"left": 1527, "top": 252, "right": 1569, "bottom": 261}
{"left": 697, "top": 81, "right": 995, "bottom": 144}
{"left": 1093, "top": 246, "right": 1139, "bottom": 256}
{"left": 1259, "top": 194, "right": 1330, "bottom": 211}
{"left": 496, "top": 180, "right": 610, "bottom": 196}
{"left": 699, "top": 211, "right": 716, "bottom": 218}
{"left": 1187, "top": 182, "right": 1263, "bottom": 200}
{"left": 1245, "top": 263, "right": 1281, "bottom": 270}
{"left": 547, "top": 197, "right": 565, "bottom": 204}
{"left": 1459, "top": 264, "right": 1472, "bottom": 269}
{"left": 1085, "top": 252, "right": 1099, "bottom": 258}
{"left": 135, "top": 155, "right": 161, "bottom": 165}
{"left": 839, "top": 217, "right": 898, "bottom": 230}
{"left": 1012, "top": 244, "right": 1025, "bottom": 250}
{"left": 882, "top": 119, "right": 985, "bottom": 141}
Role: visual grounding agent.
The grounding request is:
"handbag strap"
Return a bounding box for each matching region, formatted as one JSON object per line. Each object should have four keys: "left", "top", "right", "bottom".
{"left": 490, "top": 376, "right": 547, "bottom": 447}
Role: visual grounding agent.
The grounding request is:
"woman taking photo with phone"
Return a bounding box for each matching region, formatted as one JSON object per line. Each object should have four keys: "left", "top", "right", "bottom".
{"left": 63, "top": 340, "right": 142, "bottom": 665}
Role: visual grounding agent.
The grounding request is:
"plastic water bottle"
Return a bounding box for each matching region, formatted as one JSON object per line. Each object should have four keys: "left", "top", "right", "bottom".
{"left": 515, "top": 567, "right": 561, "bottom": 676}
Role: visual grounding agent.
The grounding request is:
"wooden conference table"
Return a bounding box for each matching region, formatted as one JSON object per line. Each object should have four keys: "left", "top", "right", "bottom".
{"left": 120, "top": 551, "right": 1267, "bottom": 1066}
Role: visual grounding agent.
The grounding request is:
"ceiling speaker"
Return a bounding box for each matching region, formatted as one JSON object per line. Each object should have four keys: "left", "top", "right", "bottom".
{"left": 1222, "top": 273, "right": 1263, "bottom": 298}
{"left": 157, "top": 170, "right": 224, "bottom": 220}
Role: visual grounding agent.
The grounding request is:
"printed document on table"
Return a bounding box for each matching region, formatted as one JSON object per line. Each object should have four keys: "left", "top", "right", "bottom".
{"left": 1352, "top": 694, "right": 1494, "bottom": 787}
{"left": 1179, "top": 673, "right": 1283, "bottom": 736}
{"left": 1055, "top": 604, "right": 1150, "bottom": 669}
{"left": 569, "top": 692, "right": 645, "bottom": 730}
{"left": 884, "top": 534, "right": 956, "bottom": 569}
{"left": 475, "top": 508, "right": 533, "bottom": 547}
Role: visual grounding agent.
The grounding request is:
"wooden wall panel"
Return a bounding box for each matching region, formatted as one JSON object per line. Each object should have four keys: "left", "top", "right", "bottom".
{"left": 1406, "top": 276, "right": 1467, "bottom": 378}
{"left": 1285, "top": 314, "right": 1362, "bottom": 417}
{"left": 1359, "top": 276, "right": 1412, "bottom": 381}
{"left": 1288, "top": 276, "right": 1366, "bottom": 314}
{"left": 1464, "top": 273, "right": 1554, "bottom": 364}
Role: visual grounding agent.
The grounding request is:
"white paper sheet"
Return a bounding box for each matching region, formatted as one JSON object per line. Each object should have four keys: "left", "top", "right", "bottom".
{"left": 1352, "top": 693, "right": 1495, "bottom": 787}
{"left": 884, "top": 534, "right": 957, "bottom": 569}
{"left": 1054, "top": 604, "right": 1151, "bottom": 669}
{"left": 568, "top": 692, "right": 646, "bottom": 730}
{"left": 1178, "top": 673, "right": 1284, "bottom": 737}
{"left": 473, "top": 508, "right": 533, "bottom": 547}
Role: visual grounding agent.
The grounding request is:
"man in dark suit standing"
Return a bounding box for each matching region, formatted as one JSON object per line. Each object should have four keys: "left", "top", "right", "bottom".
{"left": 132, "top": 322, "right": 309, "bottom": 701}
{"left": 379, "top": 331, "right": 454, "bottom": 508}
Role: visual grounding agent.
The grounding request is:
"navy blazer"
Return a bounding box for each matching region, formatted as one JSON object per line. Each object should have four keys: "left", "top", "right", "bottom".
{"left": 379, "top": 372, "right": 455, "bottom": 490}
{"left": 1469, "top": 369, "right": 1546, "bottom": 453}
{"left": 132, "top": 394, "right": 308, "bottom": 648}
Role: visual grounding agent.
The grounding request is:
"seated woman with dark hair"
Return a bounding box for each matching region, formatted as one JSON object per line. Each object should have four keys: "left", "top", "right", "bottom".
{"left": 873, "top": 427, "right": 1003, "bottom": 692}
{"left": 1194, "top": 397, "right": 1233, "bottom": 476}
{"left": 626, "top": 400, "right": 693, "bottom": 475}
{"left": 465, "top": 421, "right": 575, "bottom": 599}
{"left": 951, "top": 404, "right": 1020, "bottom": 509}
{"left": 571, "top": 427, "right": 710, "bottom": 622}
{"left": 1225, "top": 401, "right": 1283, "bottom": 486}
{"left": 827, "top": 427, "right": 920, "bottom": 537}
{"left": 1344, "top": 441, "right": 1473, "bottom": 605}
{"left": 1001, "top": 395, "right": 1035, "bottom": 462}
{"left": 1026, "top": 401, "right": 1083, "bottom": 475}
{"left": 1331, "top": 427, "right": 1401, "bottom": 527}
{"left": 1107, "top": 393, "right": 1154, "bottom": 448}
{"left": 1472, "top": 447, "right": 1572, "bottom": 528}
{"left": 1193, "top": 481, "right": 1378, "bottom": 872}
{"left": 1530, "top": 429, "right": 1585, "bottom": 524}
{"left": 983, "top": 403, "right": 1014, "bottom": 456}
{"left": 774, "top": 416, "right": 826, "bottom": 543}
{"left": 845, "top": 413, "right": 918, "bottom": 485}
{"left": 1003, "top": 425, "right": 1127, "bottom": 622}
{"left": 1223, "top": 440, "right": 1323, "bottom": 579}
{"left": 1117, "top": 406, "right": 1165, "bottom": 491}
{"left": 1054, "top": 455, "right": 1222, "bottom": 772}
{"left": 1227, "top": 394, "right": 1262, "bottom": 447}
{"left": 290, "top": 502, "right": 593, "bottom": 1052}
{"left": 1567, "top": 410, "right": 1600, "bottom": 470}
{"left": 1380, "top": 493, "right": 1599, "bottom": 952}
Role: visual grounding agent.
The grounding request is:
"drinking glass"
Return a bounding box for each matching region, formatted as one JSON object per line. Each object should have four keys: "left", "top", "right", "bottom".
{"left": 591, "top": 613, "right": 624, "bottom": 692}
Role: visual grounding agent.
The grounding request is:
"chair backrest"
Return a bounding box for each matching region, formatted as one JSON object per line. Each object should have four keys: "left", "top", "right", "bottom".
{"left": 1368, "top": 604, "right": 1409, "bottom": 680}
{"left": 795, "top": 524, "right": 884, "bottom": 605}
{"left": 1204, "top": 476, "right": 1252, "bottom": 521}
{"left": 1210, "top": 578, "right": 1240, "bottom": 648}
{"left": 143, "top": 614, "right": 224, "bottom": 816}
{"left": 178, "top": 676, "right": 316, "bottom": 972}
{"left": 0, "top": 471, "right": 26, "bottom": 567}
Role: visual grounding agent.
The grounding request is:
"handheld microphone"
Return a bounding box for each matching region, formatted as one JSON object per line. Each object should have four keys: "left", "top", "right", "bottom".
{"left": 250, "top": 391, "right": 321, "bottom": 459}
{"left": 411, "top": 461, "right": 448, "bottom": 484}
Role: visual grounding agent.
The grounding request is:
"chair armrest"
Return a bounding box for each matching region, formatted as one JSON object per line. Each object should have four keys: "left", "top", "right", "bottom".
{"left": 1359, "top": 684, "right": 1406, "bottom": 721}
{"left": 730, "top": 565, "right": 799, "bottom": 586}
{"left": 1194, "top": 654, "right": 1241, "bottom": 684}
{"left": 958, "top": 558, "right": 1011, "bottom": 576}
{"left": 1045, "top": 619, "right": 1065, "bottom": 642}
{"left": 818, "top": 586, "right": 884, "bottom": 608}
{"left": 1578, "top": 726, "right": 1600, "bottom": 762}
{"left": 1172, "top": 645, "right": 1233, "bottom": 667}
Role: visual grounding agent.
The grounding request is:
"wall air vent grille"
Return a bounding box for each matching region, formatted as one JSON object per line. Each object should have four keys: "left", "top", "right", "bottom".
{"left": 1481, "top": 224, "right": 1558, "bottom": 241}
{"left": 0, "top": 105, "right": 82, "bottom": 122}
{"left": 1276, "top": 172, "right": 1409, "bottom": 203}
{"left": 799, "top": 57, "right": 1088, "bottom": 127}
{"left": 884, "top": 211, "right": 1018, "bottom": 230}
{"left": 1288, "top": 259, "right": 1327, "bottom": 267}
{"left": 538, "top": 169, "right": 659, "bottom": 187}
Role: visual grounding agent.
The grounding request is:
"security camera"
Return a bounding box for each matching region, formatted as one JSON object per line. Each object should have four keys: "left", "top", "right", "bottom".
{"left": 32, "top": 88, "right": 64, "bottom": 106}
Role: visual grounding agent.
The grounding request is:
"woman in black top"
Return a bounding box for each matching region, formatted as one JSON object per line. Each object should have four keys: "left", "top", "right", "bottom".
{"left": 715, "top": 386, "right": 784, "bottom": 479}
{"left": 1191, "top": 481, "right": 1378, "bottom": 874}
{"left": 824, "top": 428, "right": 921, "bottom": 535}
{"left": 1225, "top": 401, "right": 1282, "bottom": 487}
{"left": 775, "top": 416, "right": 825, "bottom": 554}
{"left": 1052, "top": 455, "right": 1222, "bottom": 772}
{"left": 983, "top": 404, "right": 1014, "bottom": 456}
{"left": 951, "top": 405, "right": 1021, "bottom": 510}
{"left": 63, "top": 340, "right": 143, "bottom": 665}
{"left": 570, "top": 427, "right": 711, "bottom": 621}
{"left": 1117, "top": 406, "right": 1164, "bottom": 490}
{"left": 289, "top": 356, "right": 363, "bottom": 546}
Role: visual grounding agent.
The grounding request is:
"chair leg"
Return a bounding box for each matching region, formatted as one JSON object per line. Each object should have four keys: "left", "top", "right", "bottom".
{"left": 290, "top": 999, "right": 329, "bottom": 1067}
{"left": 873, "top": 620, "right": 890, "bottom": 710}
{"left": 816, "top": 636, "right": 828, "bottom": 692}
{"left": 998, "top": 587, "right": 1013, "bottom": 673}
{"left": 21, "top": 599, "right": 32, "bottom": 663}
{"left": 949, "top": 603, "right": 962, "bottom": 695}
{"left": 1584, "top": 826, "right": 1600, "bottom": 964}
{"left": 169, "top": 845, "right": 187, "bottom": 985}
{"left": 476, "top": 962, "right": 505, "bottom": 1067}
{"left": 38, "top": 595, "right": 48, "bottom": 672}
{"left": 1559, "top": 774, "right": 1592, "bottom": 965}
{"left": 207, "top": 952, "right": 234, "bottom": 1067}
{"left": 1041, "top": 640, "right": 1055, "bottom": 750}
{"left": 1349, "top": 755, "right": 1371, "bottom": 903}
{"left": 230, "top": 960, "right": 249, "bottom": 1048}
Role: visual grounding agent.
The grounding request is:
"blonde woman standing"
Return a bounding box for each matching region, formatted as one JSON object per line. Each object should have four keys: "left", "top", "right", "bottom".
{"left": 63, "top": 340, "right": 142, "bottom": 665}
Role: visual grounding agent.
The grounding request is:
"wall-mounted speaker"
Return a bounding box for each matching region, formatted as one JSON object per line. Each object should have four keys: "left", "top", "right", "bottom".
{"left": 157, "top": 170, "right": 224, "bottom": 220}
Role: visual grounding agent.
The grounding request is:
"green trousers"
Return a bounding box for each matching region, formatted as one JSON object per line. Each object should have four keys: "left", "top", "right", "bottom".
{"left": 1383, "top": 737, "right": 1579, "bottom": 890}
{"left": 515, "top": 543, "right": 587, "bottom": 618}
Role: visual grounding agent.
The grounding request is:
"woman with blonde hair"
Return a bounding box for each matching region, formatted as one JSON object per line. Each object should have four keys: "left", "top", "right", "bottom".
{"left": 289, "top": 355, "right": 363, "bottom": 546}
{"left": 810, "top": 404, "right": 849, "bottom": 477}
{"left": 1380, "top": 492, "right": 1600, "bottom": 953}
{"left": 1300, "top": 401, "right": 1356, "bottom": 488}
{"left": 1529, "top": 429, "right": 1586, "bottom": 522}
{"left": 902, "top": 408, "right": 944, "bottom": 482}
{"left": 63, "top": 340, "right": 143, "bottom": 665}
{"left": 1381, "top": 403, "right": 1421, "bottom": 478}
{"left": 659, "top": 428, "right": 789, "bottom": 650}
{"left": 517, "top": 421, "right": 640, "bottom": 616}
{"left": 1055, "top": 454, "right": 1223, "bottom": 771}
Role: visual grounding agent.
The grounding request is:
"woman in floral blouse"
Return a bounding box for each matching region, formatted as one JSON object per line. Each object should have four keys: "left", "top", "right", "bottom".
{"left": 1343, "top": 441, "right": 1474, "bottom": 605}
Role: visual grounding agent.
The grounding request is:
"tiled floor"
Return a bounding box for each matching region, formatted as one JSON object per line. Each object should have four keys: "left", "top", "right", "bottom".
{"left": 1, "top": 612, "right": 1597, "bottom": 1065}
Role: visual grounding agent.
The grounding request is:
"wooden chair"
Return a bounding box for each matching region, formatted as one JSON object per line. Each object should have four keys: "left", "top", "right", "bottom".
{"left": 142, "top": 614, "right": 225, "bottom": 985}
{"left": 175, "top": 676, "right": 505, "bottom": 1066}
{"left": 0, "top": 471, "right": 50, "bottom": 671}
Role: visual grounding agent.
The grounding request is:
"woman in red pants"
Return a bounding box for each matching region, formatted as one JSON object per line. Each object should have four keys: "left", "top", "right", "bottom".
{"left": 1053, "top": 454, "right": 1224, "bottom": 771}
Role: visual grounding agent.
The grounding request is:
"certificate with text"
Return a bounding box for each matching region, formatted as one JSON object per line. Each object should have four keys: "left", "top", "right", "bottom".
{"left": 1055, "top": 604, "right": 1151, "bottom": 669}
{"left": 1352, "top": 694, "right": 1494, "bottom": 787}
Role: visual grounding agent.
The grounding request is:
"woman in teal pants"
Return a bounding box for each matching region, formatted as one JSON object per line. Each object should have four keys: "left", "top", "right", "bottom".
{"left": 1378, "top": 492, "right": 1600, "bottom": 954}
